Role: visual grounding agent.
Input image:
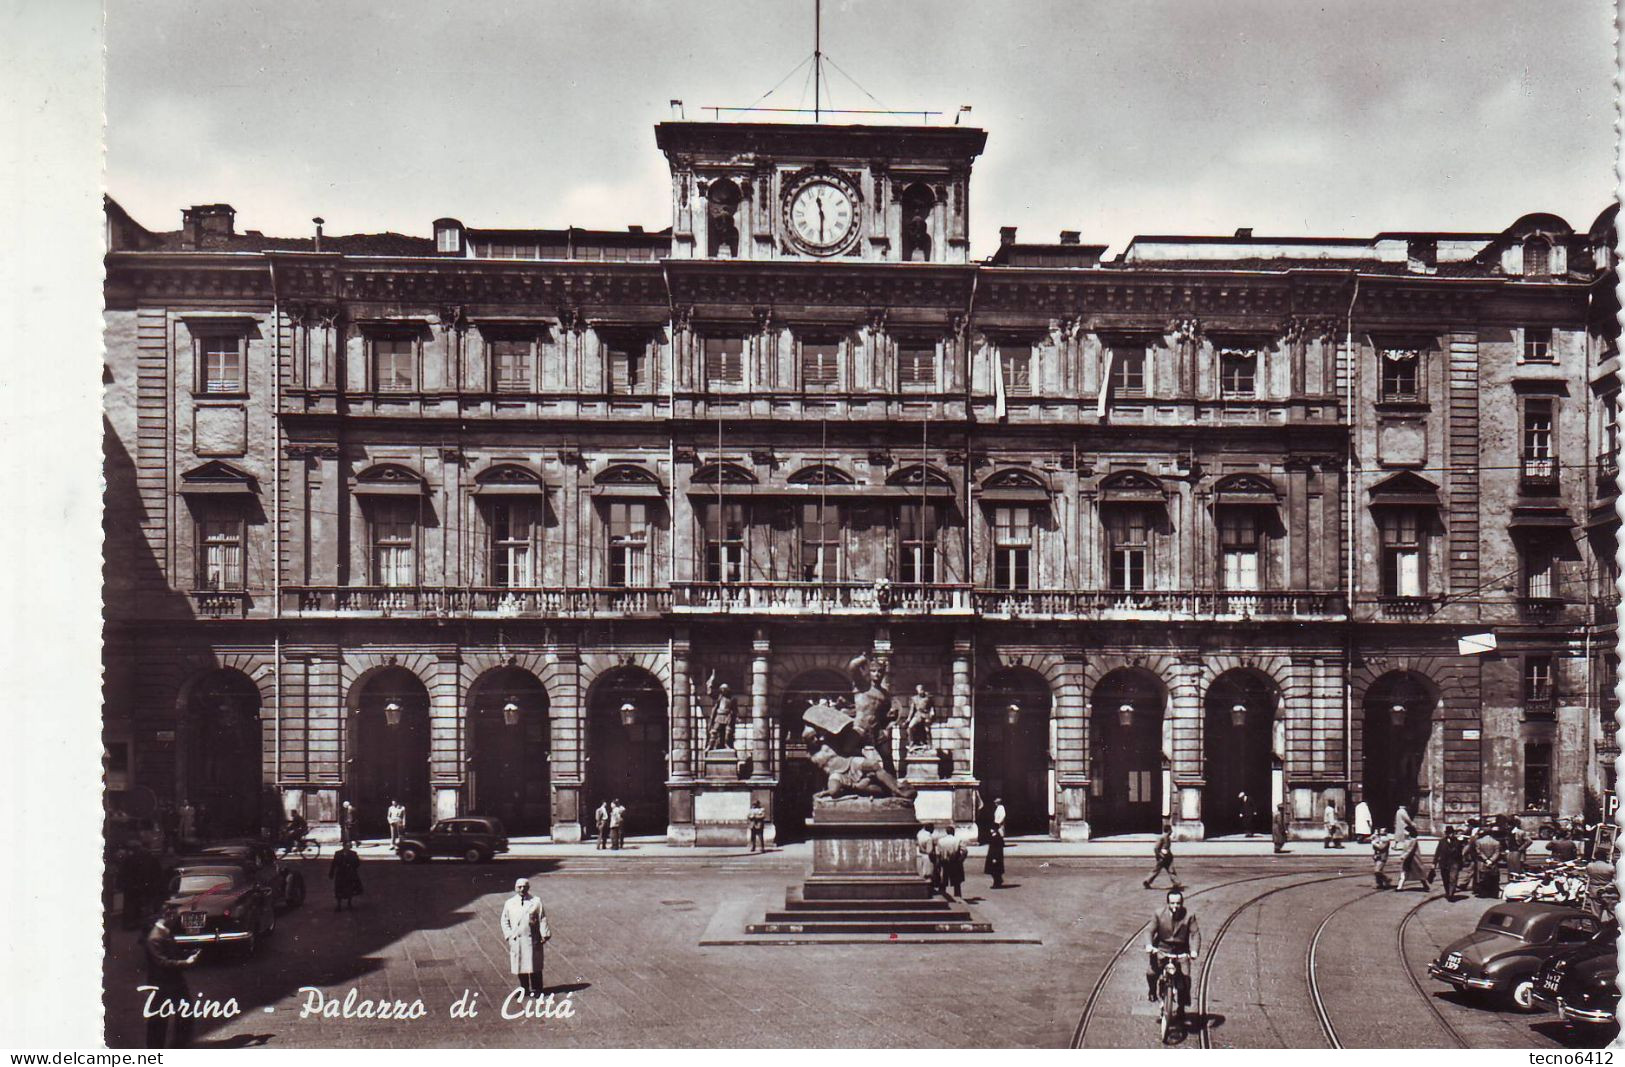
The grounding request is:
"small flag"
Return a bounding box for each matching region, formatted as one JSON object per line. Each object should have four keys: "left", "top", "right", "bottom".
{"left": 993, "top": 347, "right": 1008, "bottom": 420}
{"left": 1097, "top": 348, "right": 1115, "bottom": 419}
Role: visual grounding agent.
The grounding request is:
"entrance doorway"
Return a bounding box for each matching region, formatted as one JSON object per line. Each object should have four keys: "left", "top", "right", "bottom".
{"left": 1362, "top": 671, "right": 1439, "bottom": 832}
{"left": 183, "top": 669, "right": 264, "bottom": 838}
{"left": 348, "top": 667, "right": 431, "bottom": 835}
{"left": 1204, "top": 670, "right": 1279, "bottom": 837}
{"left": 776, "top": 668, "right": 852, "bottom": 843}
{"left": 586, "top": 667, "right": 668, "bottom": 836}
{"left": 975, "top": 668, "right": 1053, "bottom": 836}
{"left": 1090, "top": 668, "right": 1166, "bottom": 836}
{"left": 467, "top": 667, "right": 550, "bottom": 834}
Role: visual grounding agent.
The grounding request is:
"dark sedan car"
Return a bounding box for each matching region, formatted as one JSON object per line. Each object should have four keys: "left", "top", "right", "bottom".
{"left": 396, "top": 817, "right": 509, "bottom": 863}
{"left": 192, "top": 839, "right": 307, "bottom": 909}
{"left": 1532, "top": 927, "right": 1619, "bottom": 1029}
{"left": 163, "top": 864, "right": 276, "bottom": 957}
{"left": 1427, "top": 902, "right": 1603, "bottom": 1010}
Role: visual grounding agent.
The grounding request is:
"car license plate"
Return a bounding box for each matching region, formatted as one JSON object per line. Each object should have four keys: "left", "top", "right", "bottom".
{"left": 1443, "top": 953, "right": 1461, "bottom": 971}
{"left": 181, "top": 912, "right": 206, "bottom": 934}
{"left": 1544, "top": 972, "right": 1562, "bottom": 993}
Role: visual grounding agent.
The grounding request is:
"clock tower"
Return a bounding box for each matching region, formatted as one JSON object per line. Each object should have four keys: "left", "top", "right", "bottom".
{"left": 654, "top": 121, "right": 987, "bottom": 263}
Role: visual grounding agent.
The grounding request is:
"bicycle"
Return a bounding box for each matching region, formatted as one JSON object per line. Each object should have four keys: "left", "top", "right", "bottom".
{"left": 280, "top": 836, "right": 321, "bottom": 859}
{"left": 1154, "top": 951, "right": 1193, "bottom": 1044}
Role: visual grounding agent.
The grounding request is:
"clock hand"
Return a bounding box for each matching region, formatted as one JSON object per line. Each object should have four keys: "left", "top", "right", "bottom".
{"left": 817, "top": 196, "right": 826, "bottom": 241}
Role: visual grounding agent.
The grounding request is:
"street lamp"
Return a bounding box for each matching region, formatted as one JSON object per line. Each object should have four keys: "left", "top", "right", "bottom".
{"left": 1005, "top": 703, "right": 1022, "bottom": 726}
{"left": 1389, "top": 703, "right": 1408, "bottom": 728}
{"left": 1118, "top": 703, "right": 1135, "bottom": 727}
{"left": 383, "top": 700, "right": 402, "bottom": 727}
{"left": 620, "top": 702, "right": 640, "bottom": 727}
{"left": 1230, "top": 703, "right": 1248, "bottom": 729}
{"left": 502, "top": 701, "right": 521, "bottom": 727}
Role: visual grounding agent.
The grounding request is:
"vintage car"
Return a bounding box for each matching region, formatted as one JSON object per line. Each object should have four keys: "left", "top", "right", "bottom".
{"left": 1427, "top": 901, "right": 1604, "bottom": 1010}
{"left": 163, "top": 863, "right": 277, "bottom": 956}
{"left": 396, "top": 817, "right": 509, "bottom": 863}
{"left": 1531, "top": 926, "right": 1619, "bottom": 1029}
{"left": 192, "top": 839, "right": 307, "bottom": 909}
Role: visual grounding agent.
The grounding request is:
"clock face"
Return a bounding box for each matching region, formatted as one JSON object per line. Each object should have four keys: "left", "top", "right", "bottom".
{"left": 789, "top": 181, "right": 855, "bottom": 251}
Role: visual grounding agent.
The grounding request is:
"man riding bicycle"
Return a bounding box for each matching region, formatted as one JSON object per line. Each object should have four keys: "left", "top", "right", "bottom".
{"left": 281, "top": 809, "right": 309, "bottom": 852}
{"left": 1146, "top": 887, "right": 1202, "bottom": 1007}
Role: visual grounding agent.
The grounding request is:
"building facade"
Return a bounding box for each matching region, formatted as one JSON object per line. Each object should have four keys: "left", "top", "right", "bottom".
{"left": 102, "top": 120, "right": 1620, "bottom": 844}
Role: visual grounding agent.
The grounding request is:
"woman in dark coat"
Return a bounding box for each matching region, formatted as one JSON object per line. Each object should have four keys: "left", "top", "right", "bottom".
{"left": 329, "top": 844, "right": 363, "bottom": 910}
{"left": 984, "top": 824, "right": 1006, "bottom": 888}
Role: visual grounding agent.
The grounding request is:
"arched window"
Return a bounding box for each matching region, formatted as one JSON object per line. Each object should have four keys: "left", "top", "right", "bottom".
{"left": 1524, "top": 236, "right": 1552, "bottom": 277}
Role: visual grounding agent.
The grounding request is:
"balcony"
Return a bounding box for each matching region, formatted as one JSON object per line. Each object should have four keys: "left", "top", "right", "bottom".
{"left": 1375, "top": 595, "right": 1435, "bottom": 620}
{"left": 188, "top": 590, "right": 250, "bottom": 618}
{"left": 279, "top": 586, "right": 670, "bottom": 619}
{"left": 1520, "top": 455, "right": 1559, "bottom": 493}
{"left": 1517, "top": 596, "right": 1570, "bottom": 624}
{"left": 670, "top": 581, "right": 974, "bottom": 617}
{"left": 1597, "top": 451, "right": 1618, "bottom": 499}
{"left": 973, "top": 589, "right": 1346, "bottom": 621}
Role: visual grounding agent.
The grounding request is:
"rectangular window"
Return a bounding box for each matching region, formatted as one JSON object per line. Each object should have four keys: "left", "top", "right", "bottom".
{"left": 1112, "top": 343, "right": 1147, "bottom": 397}
{"left": 1379, "top": 348, "right": 1420, "bottom": 401}
{"left": 898, "top": 502, "right": 937, "bottom": 584}
{"left": 999, "top": 346, "right": 1032, "bottom": 396}
{"left": 1106, "top": 507, "right": 1150, "bottom": 591}
{"left": 200, "top": 335, "right": 244, "bottom": 394}
{"left": 606, "top": 501, "right": 651, "bottom": 587}
{"left": 1523, "top": 742, "right": 1553, "bottom": 811}
{"left": 1524, "top": 542, "right": 1557, "bottom": 599}
{"left": 701, "top": 502, "right": 745, "bottom": 582}
{"left": 373, "top": 337, "right": 417, "bottom": 393}
{"left": 1379, "top": 509, "right": 1425, "bottom": 597}
{"left": 197, "top": 516, "right": 244, "bottom": 590}
{"left": 1524, "top": 327, "right": 1554, "bottom": 363}
{"left": 704, "top": 336, "right": 744, "bottom": 387}
{"left": 607, "top": 345, "right": 644, "bottom": 395}
{"left": 369, "top": 498, "right": 417, "bottom": 587}
{"left": 489, "top": 338, "right": 533, "bottom": 393}
{"left": 898, "top": 341, "right": 936, "bottom": 388}
{"left": 487, "top": 500, "right": 535, "bottom": 588}
{"left": 800, "top": 502, "right": 841, "bottom": 581}
{"left": 991, "top": 506, "right": 1033, "bottom": 590}
{"left": 1523, "top": 398, "right": 1556, "bottom": 483}
{"left": 1219, "top": 508, "right": 1261, "bottom": 591}
{"left": 1605, "top": 392, "right": 1620, "bottom": 458}
{"left": 1524, "top": 655, "right": 1555, "bottom": 704}
{"left": 1220, "top": 349, "right": 1257, "bottom": 397}
{"left": 802, "top": 339, "right": 840, "bottom": 388}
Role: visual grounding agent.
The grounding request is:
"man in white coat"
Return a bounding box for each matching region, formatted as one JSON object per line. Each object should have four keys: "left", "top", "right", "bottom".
{"left": 500, "top": 877, "right": 547, "bottom": 998}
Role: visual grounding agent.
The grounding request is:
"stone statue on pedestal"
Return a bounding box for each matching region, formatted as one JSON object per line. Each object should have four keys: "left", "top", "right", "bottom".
{"left": 905, "top": 684, "right": 936, "bottom": 750}
{"left": 705, "top": 671, "right": 737, "bottom": 751}
{"left": 801, "top": 698, "right": 916, "bottom": 804}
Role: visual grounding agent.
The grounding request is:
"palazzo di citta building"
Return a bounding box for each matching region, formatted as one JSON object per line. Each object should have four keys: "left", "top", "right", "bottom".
{"left": 102, "top": 118, "right": 1620, "bottom": 844}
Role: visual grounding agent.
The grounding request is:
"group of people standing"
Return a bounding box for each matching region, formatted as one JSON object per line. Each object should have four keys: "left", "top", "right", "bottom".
{"left": 914, "top": 797, "right": 1010, "bottom": 897}
{"left": 592, "top": 800, "right": 626, "bottom": 849}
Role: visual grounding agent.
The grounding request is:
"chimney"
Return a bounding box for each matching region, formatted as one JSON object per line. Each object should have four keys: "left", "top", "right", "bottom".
{"left": 628, "top": 225, "right": 644, "bottom": 235}
{"left": 999, "top": 226, "right": 1018, "bottom": 246}
{"left": 1059, "top": 230, "right": 1080, "bottom": 245}
{"left": 180, "top": 204, "right": 235, "bottom": 248}
{"left": 313, "top": 217, "right": 325, "bottom": 253}
{"left": 1233, "top": 227, "right": 1253, "bottom": 239}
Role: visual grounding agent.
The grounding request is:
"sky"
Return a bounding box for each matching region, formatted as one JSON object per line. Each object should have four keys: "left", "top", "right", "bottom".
{"left": 105, "top": 0, "right": 1619, "bottom": 256}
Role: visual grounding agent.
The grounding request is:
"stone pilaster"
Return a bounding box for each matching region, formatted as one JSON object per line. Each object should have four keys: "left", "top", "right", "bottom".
{"left": 1056, "top": 651, "right": 1090, "bottom": 840}
{"left": 430, "top": 651, "right": 463, "bottom": 820}
{"left": 750, "top": 630, "right": 771, "bottom": 779}
{"left": 670, "top": 632, "right": 693, "bottom": 781}
{"left": 550, "top": 646, "right": 583, "bottom": 842}
{"left": 1171, "top": 654, "right": 1205, "bottom": 839}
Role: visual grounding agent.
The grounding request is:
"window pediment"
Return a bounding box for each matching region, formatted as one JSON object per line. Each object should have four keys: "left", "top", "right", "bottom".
{"left": 179, "top": 460, "right": 258, "bottom": 496}
{"left": 787, "top": 464, "right": 855, "bottom": 486}
{"left": 352, "top": 463, "right": 428, "bottom": 497}
{"left": 691, "top": 462, "right": 757, "bottom": 485}
{"left": 1212, "top": 472, "right": 1280, "bottom": 505}
{"left": 473, "top": 463, "right": 548, "bottom": 496}
{"left": 1368, "top": 471, "right": 1440, "bottom": 508}
{"left": 1098, "top": 469, "right": 1167, "bottom": 502}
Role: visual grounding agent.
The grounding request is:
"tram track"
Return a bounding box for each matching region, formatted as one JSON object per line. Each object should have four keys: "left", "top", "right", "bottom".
{"left": 1304, "top": 887, "right": 1384, "bottom": 1047}
{"left": 1070, "top": 868, "right": 1359, "bottom": 1048}
{"left": 1396, "top": 893, "right": 1470, "bottom": 1048}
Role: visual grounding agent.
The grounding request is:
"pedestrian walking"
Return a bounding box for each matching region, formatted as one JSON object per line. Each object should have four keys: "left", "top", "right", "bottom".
{"left": 928, "top": 826, "right": 948, "bottom": 896}
{"left": 1323, "top": 799, "right": 1345, "bottom": 848}
{"left": 1353, "top": 799, "right": 1373, "bottom": 843}
{"left": 593, "top": 801, "right": 609, "bottom": 850}
{"left": 329, "top": 843, "right": 363, "bottom": 910}
{"left": 500, "top": 878, "right": 548, "bottom": 998}
{"left": 1394, "top": 829, "right": 1426, "bottom": 891}
{"left": 1473, "top": 829, "right": 1503, "bottom": 898}
{"left": 1143, "top": 823, "right": 1181, "bottom": 890}
{"left": 984, "top": 823, "right": 1007, "bottom": 888}
{"left": 339, "top": 800, "right": 355, "bottom": 848}
{"left": 1507, "top": 827, "right": 1530, "bottom": 877}
{"left": 609, "top": 799, "right": 625, "bottom": 849}
{"left": 747, "top": 800, "right": 767, "bottom": 852}
{"left": 141, "top": 905, "right": 200, "bottom": 1048}
{"left": 386, "top": 799, "right": 406, "bottom": 848}
{"left": 1370, "top": 828, "right": 1393, "bottom": 889}
{"left": 1394, "top": 804, "right": 1419, "bottom": 840}
{"left": 1271, "top": 802, "right": 1290, "bottom": 854}
{"left": 1238, "top": 791, "right": 1256, "bottom": 836}
{"left": 941, "top": 828, "right": 967, "bottom": 900}
{"left": 119, "top": 846, "right": 161, "bottom": 930}
{"left": 991, "top": 796, "right": 1007, "bottom": 838}
{"left": 1431, "top": 826, "right": 1463, "bottom": 901}
{"left": 916, "top": 825, "right": 935, "bottom": 883}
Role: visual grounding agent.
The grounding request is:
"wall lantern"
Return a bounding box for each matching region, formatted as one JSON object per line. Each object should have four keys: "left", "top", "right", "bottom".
{"left": 1389, "top": 703, "right": 1409, "bottom": 728}
{"left": 1005, "top": 703, "right": 1022, "bottom": 726}
{"left": 620, "top": 702, "right": 640, "bottom": 727}
{"left": 502, "top": 701, "right": 521, "bottom": 727}
{"left": 1230, "top": 703, "right": 1248, "bottom": 729}
{"left": 1118, "top": 703, "right": 1135, "bottom": 728}
{"left": 383, "top": 701, "right": 403, "bottom": 727}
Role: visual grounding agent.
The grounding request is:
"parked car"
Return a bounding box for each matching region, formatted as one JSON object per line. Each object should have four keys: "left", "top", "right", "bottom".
{"left": 1428, "top": 902, "right": 1605, "bottom": 1010}
{"left": 162, "top": 863, "right": 277, "bottom": 957}
{"left": 396, "top": 817, "right": 509, "bottom": 863}
{"left": 189, "top": 839, "right": 306, "bottom": 910}
{"left": 1531, "top": 926, "right": 1619, "bottom": 1029}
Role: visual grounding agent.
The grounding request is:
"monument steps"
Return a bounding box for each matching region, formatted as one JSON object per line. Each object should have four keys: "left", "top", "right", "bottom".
{"left": 747, "top": 918, "right": 996, "bottom": 934}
